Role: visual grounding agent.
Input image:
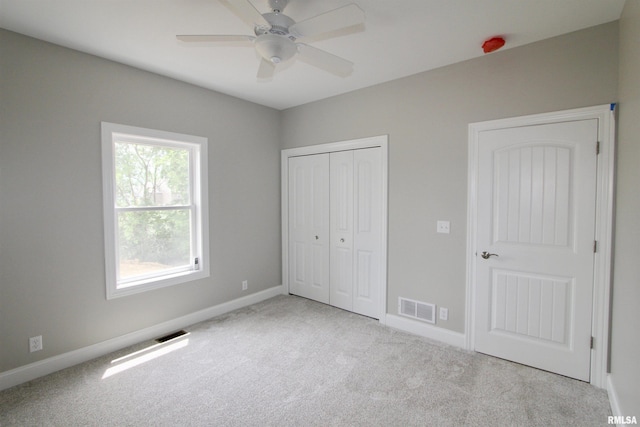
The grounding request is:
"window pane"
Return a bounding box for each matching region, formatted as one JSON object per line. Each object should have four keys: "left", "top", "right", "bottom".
{"left": 115, "top": 142, "right": 190, "bottom": 207}
{"left": 117, "top": 209, "right": 191, "bottom": 281}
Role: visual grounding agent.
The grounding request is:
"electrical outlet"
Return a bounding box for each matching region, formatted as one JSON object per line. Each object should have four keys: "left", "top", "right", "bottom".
{"left": 439, "top": 307, "right": 449, "bottom": 321}
{"left": 29, "top": 335, "right": 43, "bottom": 353}
{"left": 242, "top": 280, "right": 248, "bottom": 291}
{"left": 436, "top": 220, "right": 450, "bottom": 234}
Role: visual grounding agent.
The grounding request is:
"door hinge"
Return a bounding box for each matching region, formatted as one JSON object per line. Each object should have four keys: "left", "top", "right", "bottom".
{"left": 596, "top": 141, "right": 600, "bottom": 155}
{"left": 593, "top": 240, "right": 598, "bottom": 253}
{"left": 590, "top": 336, "right": 594, "bottom": 349}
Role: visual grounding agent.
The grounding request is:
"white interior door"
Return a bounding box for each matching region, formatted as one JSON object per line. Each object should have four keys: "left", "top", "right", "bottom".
{"left": 288, "top": 154, "right": 330, "bottom": 304}
{"left": 474, "top": 119, "right": 598, "bottom": 382}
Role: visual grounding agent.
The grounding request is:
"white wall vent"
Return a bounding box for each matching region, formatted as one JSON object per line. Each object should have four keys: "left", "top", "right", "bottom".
{"left": 398, "top": 297, "right": 436, "bottom": 324}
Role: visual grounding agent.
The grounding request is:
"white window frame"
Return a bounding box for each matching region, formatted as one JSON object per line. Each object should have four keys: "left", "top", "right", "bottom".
{"left": 101, "top": 122, "right": 209, "bottom": 299}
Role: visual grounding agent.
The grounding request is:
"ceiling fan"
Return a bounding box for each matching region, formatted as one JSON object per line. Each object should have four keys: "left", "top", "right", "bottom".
{"left": 177, "top": 0, "right": 365, "bottom": 79}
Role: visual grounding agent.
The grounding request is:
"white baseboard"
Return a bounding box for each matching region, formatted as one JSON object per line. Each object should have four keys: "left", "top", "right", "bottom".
{"left": 385, "top": 314, "right": 466, "bottom": 348}
{"left": 607, "top": 374, "right": 623, "bottom": 424}
{"left": 0, "top": 285, "right": 284, "bottom": 392}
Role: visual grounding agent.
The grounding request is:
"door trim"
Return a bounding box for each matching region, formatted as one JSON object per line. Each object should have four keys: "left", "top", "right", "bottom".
{"left": 281, "top": 135, "right": 389, "bottom": 324}
{"left": 466, "top": 104, "right": 616, "bottom": 387}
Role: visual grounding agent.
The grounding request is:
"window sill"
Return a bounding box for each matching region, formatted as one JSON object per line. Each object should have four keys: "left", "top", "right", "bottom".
{"left": 106, "top": 268, "right": 209, "bottom": 299}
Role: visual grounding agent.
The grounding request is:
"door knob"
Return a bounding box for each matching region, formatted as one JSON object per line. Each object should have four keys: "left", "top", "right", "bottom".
{"left": 481, "top": 251, "right": 499, "bottom": 259}
{"left": 315, "top": 235, "right": 319, "bottom": 240}
{"left": 340, "top": 238, "right": 345, "bottom": 243}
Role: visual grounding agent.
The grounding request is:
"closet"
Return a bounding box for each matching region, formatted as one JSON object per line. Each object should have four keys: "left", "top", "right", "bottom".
{"left": 287, "top": 146, "right": 383, "bottom": 319}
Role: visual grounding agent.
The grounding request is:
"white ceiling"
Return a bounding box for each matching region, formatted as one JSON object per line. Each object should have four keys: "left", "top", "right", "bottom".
{"left": 0, "top": 0, "right": 626, "bottom": 110}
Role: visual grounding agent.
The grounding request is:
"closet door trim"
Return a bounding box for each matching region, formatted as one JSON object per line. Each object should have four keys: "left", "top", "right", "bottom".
{"left": 282, "top": 135, "right": 388, "bottom": 324}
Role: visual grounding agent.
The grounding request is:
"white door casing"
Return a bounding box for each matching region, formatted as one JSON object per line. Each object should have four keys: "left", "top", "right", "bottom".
{"left": 288, "top": 154, "right": 330, "bottom": 304}
{"left": 282, "top": 136, "right": 389, "bottom": 323}
{"left": 467, "top": 104, "right": 616, "bottom": 388}
{"left": 475, "top": 120, "right": 598, "bottom": 382}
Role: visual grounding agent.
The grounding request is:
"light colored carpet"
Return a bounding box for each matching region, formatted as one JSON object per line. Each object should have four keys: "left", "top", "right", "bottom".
{"left": 0, "top": 295, "right": 611, "bottom": 426}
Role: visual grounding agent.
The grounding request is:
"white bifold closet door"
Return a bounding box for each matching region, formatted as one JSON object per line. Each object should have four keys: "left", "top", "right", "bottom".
{"left": 288, "top": 147, "right": 382, "bottom": 319}
{"left": 288, "top": 153, "right": 331, "bottom": 304}
{"left": 330, "top": 148, "right": 382, "bottom": 318}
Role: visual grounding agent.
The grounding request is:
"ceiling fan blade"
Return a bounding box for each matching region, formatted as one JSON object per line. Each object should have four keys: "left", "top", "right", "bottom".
{"left": 289, "top": 4, "right": 364, "bottom": 39}
{"left": 296, "top": 43, "right": 353, "bottom": 77}
{"left": 257, "top": 58, "right": 276, "bottom": 80}
{"left": 176, "top": 35, "right": 255, "bottom": 44}
{"left": 220, "top": 0, "right": 270, "bottom": 28}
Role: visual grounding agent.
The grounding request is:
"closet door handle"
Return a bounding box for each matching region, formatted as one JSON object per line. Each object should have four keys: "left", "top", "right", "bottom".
{"left": 315, "top": 235, "right": 319, "bottom": 240}
{"left": 340, "top": 238, "right": 345, "bottom": 243}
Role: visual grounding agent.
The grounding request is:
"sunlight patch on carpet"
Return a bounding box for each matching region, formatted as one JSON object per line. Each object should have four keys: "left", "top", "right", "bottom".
{"left": 102, "top": 336, "right": 189, "bottom": 379}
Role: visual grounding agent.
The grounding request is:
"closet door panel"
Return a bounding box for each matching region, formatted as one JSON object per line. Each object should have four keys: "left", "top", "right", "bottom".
{"left": 288, "top": 154, "right": 330, "bottom": 304}
{"left": 353, "top": 147, "right": 382, "bottom": 318}
{"left": 330, "top": 150, "right": 354, "bottom": 311}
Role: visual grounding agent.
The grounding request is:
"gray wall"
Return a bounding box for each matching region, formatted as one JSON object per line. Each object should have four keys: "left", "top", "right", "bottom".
{"left": 281, "top": 22, "right": 619, "bottom": 333}
{"left": 0, "top": 29, "right": 282, "bottom": 372}
{"left": 610, "top": 0, "right": 640, "bottom": 417}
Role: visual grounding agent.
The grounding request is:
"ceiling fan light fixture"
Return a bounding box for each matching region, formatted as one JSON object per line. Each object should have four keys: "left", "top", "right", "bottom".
{"left": 255, "top": 33, "right": 297, "bottom": 64}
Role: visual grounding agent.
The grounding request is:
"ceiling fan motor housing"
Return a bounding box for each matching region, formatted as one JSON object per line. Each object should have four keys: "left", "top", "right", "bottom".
{"left": 255, "top": 12, "right": 295, "bottom": 37}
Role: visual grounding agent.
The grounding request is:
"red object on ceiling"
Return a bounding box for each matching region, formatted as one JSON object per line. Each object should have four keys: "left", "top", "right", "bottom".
{"left": 482, "top": 36, "right": 506, "bottom": 54}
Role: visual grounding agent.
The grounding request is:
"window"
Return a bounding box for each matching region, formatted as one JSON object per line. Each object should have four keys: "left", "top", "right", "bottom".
{"left": 101, "top": 122, "right": 209, "bottom": 299}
